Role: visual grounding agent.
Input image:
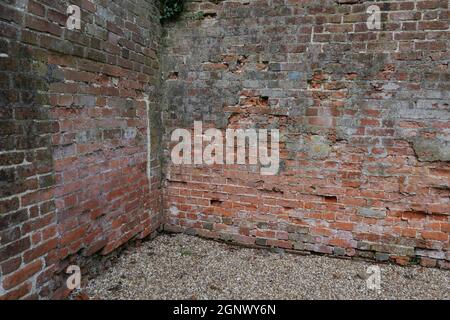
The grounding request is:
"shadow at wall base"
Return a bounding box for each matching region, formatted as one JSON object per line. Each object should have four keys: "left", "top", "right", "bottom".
{"left": 163, "top": 224, "right": 450, "bottom": 270}
{"left": 50, "top": 226, "right": 163, "bottom": 300}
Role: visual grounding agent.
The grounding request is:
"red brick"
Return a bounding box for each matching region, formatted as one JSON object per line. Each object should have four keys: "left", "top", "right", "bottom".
{"left": 23, "top": 238, "right": 58, "bottom": 263}
{"left": 3, "top": 260, "right": 42, "bottom": 290}
{"left": 421, "top": 231, "right": 448, "bottom": 241}
{"left": 28, "top": 1, "right": 45, "bottom": 16}
{"left": 0, "top": 282, "right": 32, "bottom": 300}
{"left": 25, "top": 16, "right": 62, "bottom": 36}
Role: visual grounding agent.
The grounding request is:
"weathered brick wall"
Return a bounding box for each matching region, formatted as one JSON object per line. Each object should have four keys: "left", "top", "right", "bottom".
{"left": 162, "top": 0, "right": 449, "bottom": 268}
{"left": 1, "top": 0, "right": 449, "bottom": 301}
{"left": 0, "top": 0, "right": 162, "bottom": 299}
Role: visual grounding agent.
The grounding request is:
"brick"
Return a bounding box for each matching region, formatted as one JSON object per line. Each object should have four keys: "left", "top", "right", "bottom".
{"left": 23, "top": 238, "right": 58, "bottom": 263}
{"left": 28, "top": 1, "right": 45, "bottom": 17}
{"left": 357, "top": 208, "right": 387, "bottom": 219}
{"left": 421, "top": 231, "right": 448, "bottom": 241}
{"left": 47, "top": 9, "right": 67, "bottom": 26}
{"left": 0, "top": 5, "right": 23, "bottom": 24}
{"left": 25, "top": 16, "right": 62, "bottom": 36}
{"left": 420, "top": 257, "right": 437, "bottom": 268}
{"left": 0, "top": 197, "right": 19, "bottom": 214}
{"left": 1, "top": 256, "right": 22, "bottom": 275}
{"left": 0, "top": 237, "right": 31, "bottom": 263}
{"left": 417, "top": 0, "right": 448, "bottom": 9}
{"left": 375, "top": 252, "right": 390, "bottom": 262}
{"left": 418, "top": 21, "right": 449, "bottom": 30}
{"left": 0, "top": 282, "right": 32, "bottom": 300}
{"left": 3, "top": 260, "right": 42, "bottom": 290}
{"left": 60, "top": 227, "right": 86, "bottom": 246}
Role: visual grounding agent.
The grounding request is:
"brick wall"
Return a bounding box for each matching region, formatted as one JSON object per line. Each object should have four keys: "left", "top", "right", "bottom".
{"left": 0, "top": 0, "right": 162, "bottom": 299}
{"left": 1, "top": 0, "right": 449, "bottom": 300}
{"left": 162, "top": 0, "right": 449, "bottom": 268}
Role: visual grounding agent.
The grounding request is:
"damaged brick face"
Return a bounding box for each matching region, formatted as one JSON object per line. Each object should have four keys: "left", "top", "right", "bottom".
{"left": 162, "top": 0, "right": 449, "bottom": 270}
{"left": 0, "top": 0, "right": 449, "bottom": 300}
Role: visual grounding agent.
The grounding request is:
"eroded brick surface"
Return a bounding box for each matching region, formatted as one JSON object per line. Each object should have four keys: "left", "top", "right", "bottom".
{"left": 162, "top": 0, "right": 450, "bottom": 269}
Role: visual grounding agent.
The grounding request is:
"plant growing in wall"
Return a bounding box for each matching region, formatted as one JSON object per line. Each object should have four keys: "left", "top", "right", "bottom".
{"left": 160, "top": 0, "right": 185, "bottom": 22}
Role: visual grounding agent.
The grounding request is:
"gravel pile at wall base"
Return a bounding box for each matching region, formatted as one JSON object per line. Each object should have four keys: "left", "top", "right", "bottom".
{"left": 84, "top": 234, "right": 449, "bottom": 300}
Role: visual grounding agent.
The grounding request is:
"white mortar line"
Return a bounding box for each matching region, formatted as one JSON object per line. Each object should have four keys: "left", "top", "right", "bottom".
{"left": 144, "top": 93, "right": 152, "bottom": 191}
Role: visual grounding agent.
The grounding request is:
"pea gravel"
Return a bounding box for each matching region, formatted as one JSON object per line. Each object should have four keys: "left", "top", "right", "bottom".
{"left": 84, "top": 234, "right": 449, "bottom": 300}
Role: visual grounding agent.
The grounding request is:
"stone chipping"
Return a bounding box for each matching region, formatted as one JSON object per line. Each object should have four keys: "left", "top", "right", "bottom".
{"left": 85, "top": 234, "right": 450, "bottom": 300}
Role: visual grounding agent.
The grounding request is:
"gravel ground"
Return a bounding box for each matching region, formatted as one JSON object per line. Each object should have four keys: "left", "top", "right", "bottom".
{"left": 85, "top": 234, "right": 449, "bottom": 300}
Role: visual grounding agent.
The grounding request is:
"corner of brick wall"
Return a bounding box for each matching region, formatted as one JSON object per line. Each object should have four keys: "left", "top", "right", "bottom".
{"left": 1, "top": 0, "right": 449, "bottom": 301}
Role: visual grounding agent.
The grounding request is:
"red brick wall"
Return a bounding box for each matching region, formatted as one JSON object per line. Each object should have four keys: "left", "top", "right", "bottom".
{"left": 162, "top": 0, "right": 449, "bottom": 269}
{"left": 0, "top": 0, "right": 162, "bottom": 299}
{"left": 1, "top": 0, "right": 449, "bottom": 301}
